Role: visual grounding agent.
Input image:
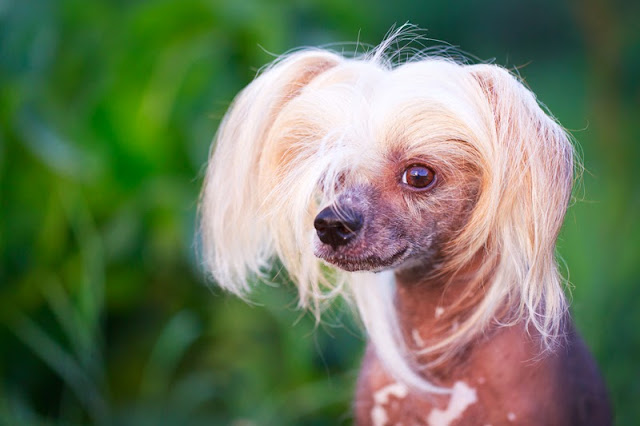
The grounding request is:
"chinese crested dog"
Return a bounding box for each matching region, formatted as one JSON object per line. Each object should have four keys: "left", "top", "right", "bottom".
{"left": 199, "top": 37, "right": 611, "bottom": 425}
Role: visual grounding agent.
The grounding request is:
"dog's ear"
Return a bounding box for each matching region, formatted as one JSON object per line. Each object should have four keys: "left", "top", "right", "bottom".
{"left": 199, "top": 50, "right": 340, "bottom": 297}
{"left": 462, "top": 64, "right": 575, "bottom": 347}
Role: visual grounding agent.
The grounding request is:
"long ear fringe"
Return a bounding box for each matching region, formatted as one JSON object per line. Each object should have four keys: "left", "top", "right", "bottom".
{"left": 461, "top": 64, "right": 573, "bottom": 349}
{"left": 199, "top": 42, "right": 575, "bottom": 393}
{"left": 199, "top": 49, "right": 342, "bottom": 301}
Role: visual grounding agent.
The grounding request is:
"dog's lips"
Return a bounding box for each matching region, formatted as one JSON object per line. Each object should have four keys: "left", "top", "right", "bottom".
{"left": 315, "top": 246, "right": 410, "bottom": 272}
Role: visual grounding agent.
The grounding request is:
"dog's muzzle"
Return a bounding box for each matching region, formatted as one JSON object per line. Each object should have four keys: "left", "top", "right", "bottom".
{"left": 313, "top": 206, "right": 363, "bottom": 249}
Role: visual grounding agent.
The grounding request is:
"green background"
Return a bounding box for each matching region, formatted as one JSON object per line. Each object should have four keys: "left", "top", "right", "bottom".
{"left": 1, "top": 0, "right": 638, "bottom": 424}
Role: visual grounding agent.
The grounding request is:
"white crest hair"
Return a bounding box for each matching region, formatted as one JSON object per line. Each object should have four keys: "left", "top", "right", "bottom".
{"left": 199, "top": 34, "right": 575, "bottom": 393}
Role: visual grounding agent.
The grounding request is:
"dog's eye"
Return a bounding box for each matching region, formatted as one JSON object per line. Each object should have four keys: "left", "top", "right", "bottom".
{"left": 402, "top": 165, "right": 436, "bottom": 189}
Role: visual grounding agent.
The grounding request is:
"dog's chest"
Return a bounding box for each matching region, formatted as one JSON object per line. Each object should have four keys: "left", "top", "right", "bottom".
{"left": 355, "top": 352, "right": 501, "bottom": 426}
{"left": 353, "top": 340, "right": 574, "bottom": 426}
{"left": 364, "top": 379, "right": 489, "bottom": 426}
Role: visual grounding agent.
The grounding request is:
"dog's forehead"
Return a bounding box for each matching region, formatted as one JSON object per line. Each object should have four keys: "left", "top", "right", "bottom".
{"left": 299, "top": 60, "right": 484, "bottom": 138}
{"left": 311, "top": 59, "right": 478, "bottom": 107}
{"left": 289, "top": 60, "right": 485, "bottom": 165}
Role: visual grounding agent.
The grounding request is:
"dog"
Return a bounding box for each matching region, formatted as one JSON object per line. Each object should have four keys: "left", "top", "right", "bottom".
{"left": 199, "top": 36, "right": 611, "bottom": 425}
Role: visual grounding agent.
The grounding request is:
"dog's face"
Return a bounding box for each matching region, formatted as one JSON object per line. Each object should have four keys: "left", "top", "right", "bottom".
{"left": 311, "top": 152, "right": 479, "bottom": 274}
{"left": 257, "top": 61, "right": 486, "bottom": 275}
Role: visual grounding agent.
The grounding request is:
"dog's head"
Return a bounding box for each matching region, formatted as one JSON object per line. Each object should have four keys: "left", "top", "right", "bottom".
{"left": 199, "top": 45, "right": 574, "bottom": 390}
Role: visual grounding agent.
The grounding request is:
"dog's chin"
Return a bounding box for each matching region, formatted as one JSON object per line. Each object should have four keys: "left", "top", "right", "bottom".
{"left": 314, "top": 246, "right": 410, "bottom": 272}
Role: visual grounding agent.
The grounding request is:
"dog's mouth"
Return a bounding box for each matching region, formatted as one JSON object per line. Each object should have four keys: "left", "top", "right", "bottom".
{"left": 315, "top": 247, "right": 409, "bottom": 272}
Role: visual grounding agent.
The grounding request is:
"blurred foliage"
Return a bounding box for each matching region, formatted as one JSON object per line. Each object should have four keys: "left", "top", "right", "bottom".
{"left": 0, "top": 0, "right": 638, "bottom": 425}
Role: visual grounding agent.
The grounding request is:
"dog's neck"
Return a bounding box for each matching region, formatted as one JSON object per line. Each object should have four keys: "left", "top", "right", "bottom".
{"left": 394, "top": 270, "right": 456, "bottom": 332}
{"left": 393, "top": 263, "right": 489, "bottom": 379}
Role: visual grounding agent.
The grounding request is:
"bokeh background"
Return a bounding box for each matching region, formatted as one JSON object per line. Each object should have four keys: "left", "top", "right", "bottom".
{"left": 1, "top": 0, "right": 638, "bottom": 425}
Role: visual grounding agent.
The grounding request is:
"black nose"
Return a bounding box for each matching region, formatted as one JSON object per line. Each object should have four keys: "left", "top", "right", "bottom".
{"left": 313, "top": 206, "right": 363, "bottom": 249}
